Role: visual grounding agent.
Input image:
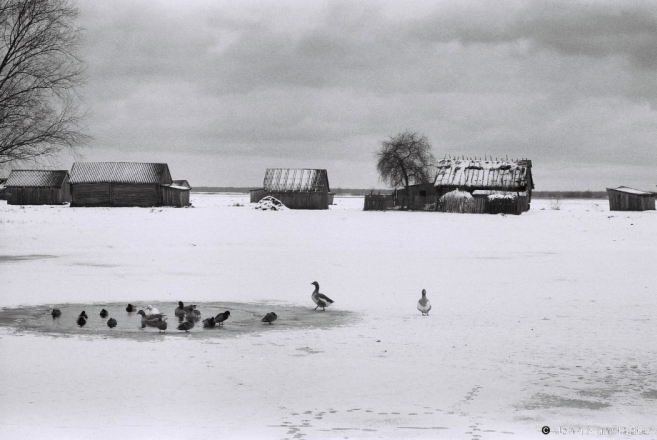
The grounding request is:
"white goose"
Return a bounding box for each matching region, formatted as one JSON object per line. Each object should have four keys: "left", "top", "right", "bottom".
{"left": 417, "top": 289, "right": 431, "bottom": 316}
{"left": 310, "top": 281, "right": 334, "bottom": 311}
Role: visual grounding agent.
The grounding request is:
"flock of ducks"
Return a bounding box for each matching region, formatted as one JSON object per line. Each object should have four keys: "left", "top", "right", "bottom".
{"left": 48, "top": 282, "right": 433, "bottom": 331}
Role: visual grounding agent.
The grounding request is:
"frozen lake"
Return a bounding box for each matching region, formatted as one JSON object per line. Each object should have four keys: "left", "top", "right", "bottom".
{"left": 0, "top": 194, "right": 655, "bottom": 439}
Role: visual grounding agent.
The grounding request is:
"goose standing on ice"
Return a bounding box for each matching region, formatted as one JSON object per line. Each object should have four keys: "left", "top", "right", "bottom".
{"left": 417, "top": 289, "right": 431, "bottom": 316}
{"left": 261, "top": 312, "right": 277, "bottom": 324}
{"left": 310, "top": 281, "right": 334, "bottom": 311}
{"left": 174, "top": 301, "right": 189, "bottom": 318}
{"left": 137, "top": 310, "right": 161, "bottom": 328}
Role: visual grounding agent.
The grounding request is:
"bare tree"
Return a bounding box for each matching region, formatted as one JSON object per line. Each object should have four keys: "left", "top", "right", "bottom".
{"left": 376, "top": 130, "right": 436, "bottom": 207}
{"left": 0, "top": 0, "right": 88, "bottom": 166}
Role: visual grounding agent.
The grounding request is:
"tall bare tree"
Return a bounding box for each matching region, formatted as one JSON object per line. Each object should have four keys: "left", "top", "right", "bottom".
{"left": 376, "top": 130, "right": 436, "bottom": 206}
{"left": 0, "top": 0, "right": 88, "bottom": 166}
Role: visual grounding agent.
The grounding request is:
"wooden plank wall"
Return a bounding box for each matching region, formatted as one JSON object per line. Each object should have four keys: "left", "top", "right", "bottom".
{"left": 264, "top": 191, "right": 329, "bottom": 209}
{"left": 608, "top": 192, "right": 656, "bottom": 211}
{"left": 112, "top": 184, "right": 159, "bottom": 207}
{"left": 161, "top": 187, "right": 190, "bottom": 207}
{"left": 250, "top": 189, "right": 266, "bottom": 203}
{"left": 71, "top": 183, "right": 110, "bottom": 206}
{"left": 8, "top": 187, "right": 67, "bottom": 205}
{"left": 363, "top": 194, "right": 395, "bottom": 211}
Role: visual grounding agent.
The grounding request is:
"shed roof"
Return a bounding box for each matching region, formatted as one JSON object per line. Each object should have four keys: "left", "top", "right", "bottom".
{"left": 434, "top": 159, "right": 532, "bottom": 191}
{"left": 606, "top": 186, "right": 654, "bottom": 196}
{"left": 164, "top": 180, "right": 191, "bottom": 191}
{"left": 70, "top": 162, "right": 172, "bottom": 184}
{"left": 5, "top": 170, "right": 69, "bottom": 187}
{"left": 263, "top": 168, "right": 330, "bottom": 192}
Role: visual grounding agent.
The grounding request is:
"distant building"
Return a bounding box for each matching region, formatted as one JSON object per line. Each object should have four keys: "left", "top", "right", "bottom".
{"left": 69, "top": 162, "right": 190, "bottom": 207}
{"left": 606, "top": 186, "right": 655, "bottom": 211}
{"left": 250, "top": 168, "right": 331, "bottom": 210}
{"left": 5, "top": 170, "right": 70, "bottom": 205}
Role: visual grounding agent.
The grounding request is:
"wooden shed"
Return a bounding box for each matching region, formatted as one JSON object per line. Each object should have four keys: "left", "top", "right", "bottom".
{"left": 606, "top": 187, "right": 655, "bottom": 211}
{"left": 162, "top": 180, "right": 192, "bottom": 208}
{"left": 250, "top": 168, "right": 330, "bottom": 210}
{"left": 5, "top": 170, "right": 70, "bottom": 205}
{"left": 69, "top": 162, "right": 190, "bottom": 207}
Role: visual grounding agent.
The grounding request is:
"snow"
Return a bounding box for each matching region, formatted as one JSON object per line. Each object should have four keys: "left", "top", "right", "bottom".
{"left": 254, "top": 195, "right": 288, "bottom": 210}
{"left": 1, "top": 195, "right": 656, "bottom": 439}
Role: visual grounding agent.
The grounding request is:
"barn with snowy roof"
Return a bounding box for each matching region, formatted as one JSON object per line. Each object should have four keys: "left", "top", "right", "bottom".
{"left": 606, "top": 186, "right": 655, "bottom": 211}
{"left": 5, "top": 170, "right": 70, "bottom": 205}
{"left": 69, "top": 162, "right": 191, "bottom": 207}
{"left": 250, "top": 168, "right": 330, "bottom": 209}
{"left": 433, "top": 158, "right": 534, "bottom": 214}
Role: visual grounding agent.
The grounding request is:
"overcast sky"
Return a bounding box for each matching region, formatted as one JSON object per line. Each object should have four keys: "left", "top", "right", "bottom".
{"left": 47, "top": 0, "right": 657, "bottom": 190}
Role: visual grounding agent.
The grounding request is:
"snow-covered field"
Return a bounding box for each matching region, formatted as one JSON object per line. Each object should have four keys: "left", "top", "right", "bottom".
{"left": 0, "top": 194, "right": 655, "bottom": 440}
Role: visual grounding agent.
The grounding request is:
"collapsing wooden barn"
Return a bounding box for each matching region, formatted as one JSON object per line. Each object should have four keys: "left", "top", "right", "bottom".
{"left": 69, "top": 162, "right": 191, "bottom": 207}
{"left": 5, "top": 170, "right": 71, "bottom": 205}
{"left": 370, "top": 158, "right": 534, "bottom": 214}
{"left": 606, "top": 187, "right": 655, "bottom": 211}
{"left": 250, "top": 168, "right": 330, "bottom": 210}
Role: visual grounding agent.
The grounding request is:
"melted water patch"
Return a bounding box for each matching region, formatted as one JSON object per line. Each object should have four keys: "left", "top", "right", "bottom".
{"left": 0, "top": 301, "right": 357, "bottom": 341}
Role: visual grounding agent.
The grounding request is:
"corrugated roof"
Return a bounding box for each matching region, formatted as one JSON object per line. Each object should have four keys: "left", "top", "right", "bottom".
{"left": 434, "top": 159, "right": 531, "bottom": 190}
{"left": 69, "top": 162, "right": 171, "bottom": 184}
{"left": 263, "top": 169, "right": 330, "bottom": 192}
{"left": 5, "top": 170, "right": 69, "bottom": 187}
{"left": 606, "top": 186, "right": 653, "bottom": 196}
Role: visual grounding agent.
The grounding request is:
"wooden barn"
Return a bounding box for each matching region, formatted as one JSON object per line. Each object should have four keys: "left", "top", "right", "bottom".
{"left": 606, "top": 187, "right": 655, "bottom": 211}
{"left": 5, "top": 170, "right": 70, "bottom": 205}
{"left": 250, "top": 168, "right": 330, "bottom": 210}
{"left": 69, "top": 162, "right": 191, "bottom": 207}
{"left": 433, "top": 158, "right": 534, "bottom": 214}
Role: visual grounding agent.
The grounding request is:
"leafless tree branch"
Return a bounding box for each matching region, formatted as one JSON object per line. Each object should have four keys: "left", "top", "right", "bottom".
{"left": 0, "top": 0, "right": 89, "bottom": 166}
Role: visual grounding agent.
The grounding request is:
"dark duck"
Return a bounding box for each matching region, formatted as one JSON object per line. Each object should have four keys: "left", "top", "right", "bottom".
{"left": 107, "top": 318, "right": 117, "bottom": 328}
{"left": 214, "top": 311, "right": 230, "bottom": 327}
{"left": 310, "top": 282, "right": 334, "bottom": 311}
{"left": 126, "top": 304, "right": 135, "bottom": 313}
{"left": 51, "top": 308, "right": 61, "bottom": 318}
{"left": 202, "top": 317, "right": 216, "bottom": 328}
{"left": 100, "top": 309, "right": 108, "bottom": 318}
{"left": 261, "top": 312, "right": 277, "bottom": 324}
{"left": 76, "top": 312, "right": 87, "bottom": 327}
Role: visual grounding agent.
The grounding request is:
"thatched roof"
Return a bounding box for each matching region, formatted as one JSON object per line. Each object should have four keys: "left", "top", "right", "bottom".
{"left": 262, "top": 168, "right": 330, "bottom": 192}
{"left": 5, "top": 170, "right": 69, "bottom": 187}
{"left": 70, "top": 162, "right": 172, "bottom": 185}
{"left": 434, "top": 159, "right": 533, "bottom": 191}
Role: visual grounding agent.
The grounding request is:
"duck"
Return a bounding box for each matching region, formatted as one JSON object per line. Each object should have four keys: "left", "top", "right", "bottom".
{"left": 156, "top": 317, "right": 168, "bottom": 332}
{"left": 51, "top": 308, "right": 61, "bottom": 318}
{"left": 261, "top": 312, "right": 278, "bottom": 324}
{"left": 145, "top": 305, "right": 161, "bottom": 316}
{"left": 79, "top": 311, "right": 89, "bottom": 320}
{"left": 177, "top": 318, "right": 195, "bottom": 332}
{"left": 417, "top": 289, "right": 431, "bottom": 316}
{"left": 107, "top": 318, "right": 117, "bottom": 328}
{"left": 76, "top": 315, "right": 86, "bottom": 327}
{"left": 186, "top": 309, "right": 201, "bottom": 322}
{"left": 100, "top": 309, "right": 108, "bottom": 318}
{"left": 202, "top": 317, "right": 216, "bottom": 328}
{"left": 310, "top": 281, "right": 334, "bottom": 311}
{"left": 214, "top": 310, "right": 230, "bottom": 326}
{"left": 137, "top": 310, "right": 161, "bottom": 328}
{"left": 126, "top": 303, "right": 135, "bottom": 313}
{"left": 174, "top": 301, "right": 188, "bottom": 318}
